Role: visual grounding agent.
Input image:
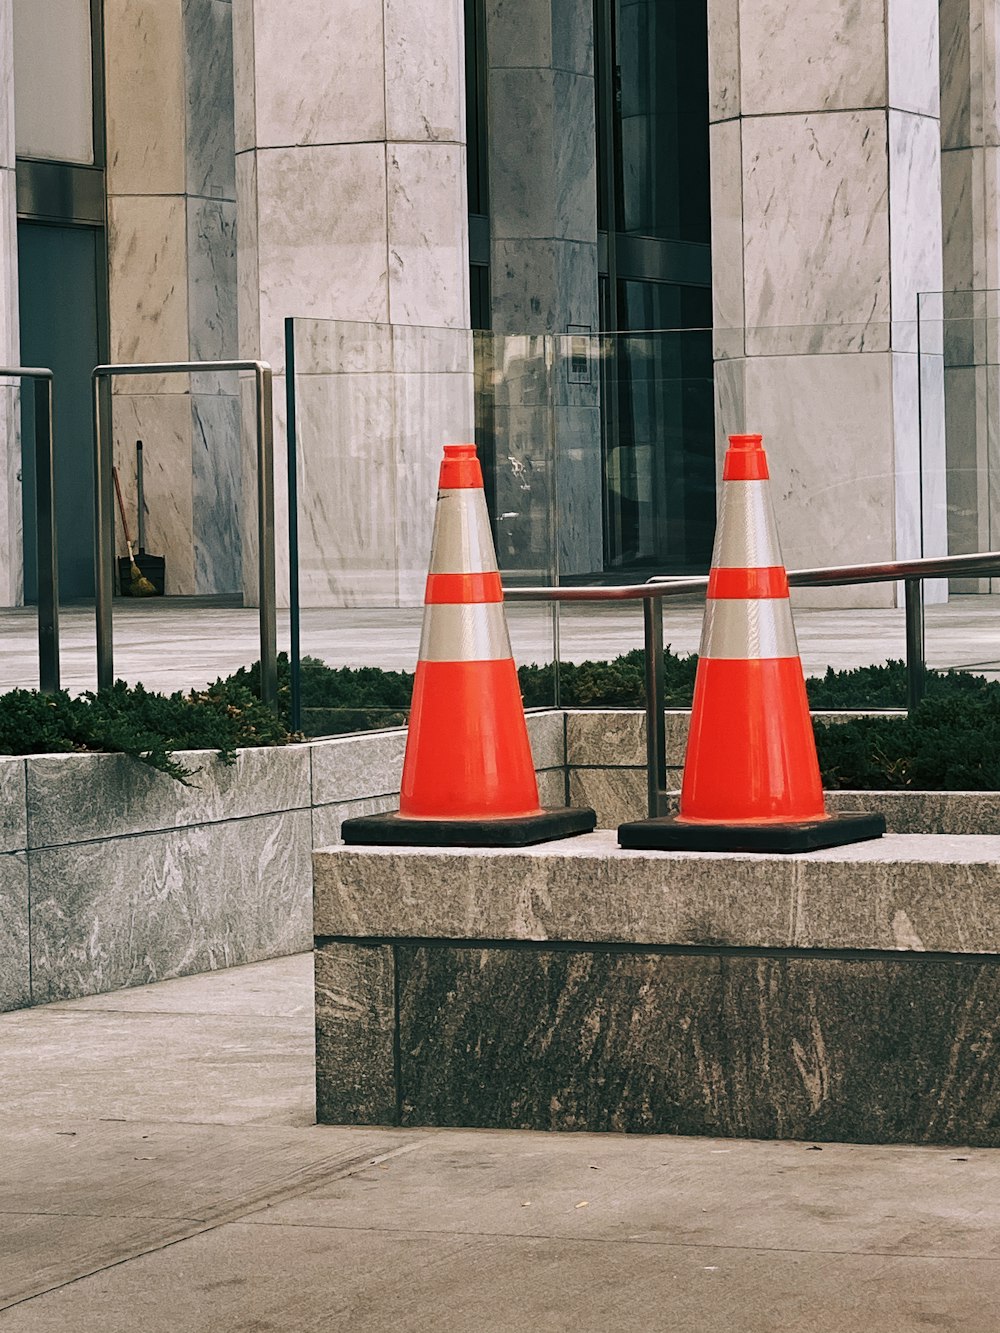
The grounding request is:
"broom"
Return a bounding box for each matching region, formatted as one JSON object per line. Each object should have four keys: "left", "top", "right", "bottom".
{"left": 112, "top": 465, "right": 157, "bottom": 597}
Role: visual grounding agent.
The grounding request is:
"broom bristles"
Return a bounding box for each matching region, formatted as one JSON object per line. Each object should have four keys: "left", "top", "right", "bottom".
{"left": 129, "top": 560, "right": 158, "bottom": 597}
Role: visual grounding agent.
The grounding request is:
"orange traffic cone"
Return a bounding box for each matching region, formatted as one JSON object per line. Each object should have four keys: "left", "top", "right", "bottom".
{"left": 342, "top": 444, "right": 595, "bottom": 847}
{"left": 619, "top": 433, "right": 884, "bottom": 853}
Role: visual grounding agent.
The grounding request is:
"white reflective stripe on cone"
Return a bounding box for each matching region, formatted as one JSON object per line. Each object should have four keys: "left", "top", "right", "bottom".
{"left": 699, "top": 597, "right": 800, "bottom": 660}
{"left": 428, "top": 489, "right": 499, "bottom": 575}
{"left": 419, "top": 601, "right": 513, "bottom": 663}
{"left": 712, "top": 481, "right": 785, "bottom": 570}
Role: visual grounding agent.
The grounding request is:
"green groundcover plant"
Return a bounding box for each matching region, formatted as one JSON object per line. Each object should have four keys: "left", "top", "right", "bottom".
{"left": 0, "top": 649, "right": 998, "bottom": 789}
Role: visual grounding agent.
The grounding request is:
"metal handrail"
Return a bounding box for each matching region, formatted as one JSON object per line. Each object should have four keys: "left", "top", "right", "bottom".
{"left": 0, "top": 366, "right": 58, "bottom": 693}
{"left": 92, "top": 360, "right": 277, "bottom": 709}
{"left": 505, "top": 549, "right": 1000, "bottom": 819}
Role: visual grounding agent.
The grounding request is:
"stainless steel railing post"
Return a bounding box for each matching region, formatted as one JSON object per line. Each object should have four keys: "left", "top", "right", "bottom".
{"left": 643, "top": 595, "right": 667, "bottom": 818}
{"left": 255, "top": 362, "right": 278, "bottom": 710}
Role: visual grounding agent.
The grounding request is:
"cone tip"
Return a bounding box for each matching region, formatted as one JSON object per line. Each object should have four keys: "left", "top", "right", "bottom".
{"left": 723, "top": 432, "right": 769, "bottom": 481}
{"left": 439, "top": 443, "right": 484, "bottom": 489}
{"left": 443, "top": 443, "right": 478, "bottom": 459}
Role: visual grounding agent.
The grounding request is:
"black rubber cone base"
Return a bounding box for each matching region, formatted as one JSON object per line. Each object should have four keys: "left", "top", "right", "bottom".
{"left": 618, "top": 811, "right": 886, "bottom": 854}
{"left": 342, "top": 806, "right": 597, "bottom": 849}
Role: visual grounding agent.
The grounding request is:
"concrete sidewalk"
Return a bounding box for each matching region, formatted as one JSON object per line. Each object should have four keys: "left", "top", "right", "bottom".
{"left": 2, "top": 955, "right": 998, "bottom": 1332}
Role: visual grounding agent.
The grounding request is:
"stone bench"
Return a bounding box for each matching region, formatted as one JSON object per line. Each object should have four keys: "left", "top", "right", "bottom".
{"left": 313, "top": 831, "right": 1000, "bottom": 1146}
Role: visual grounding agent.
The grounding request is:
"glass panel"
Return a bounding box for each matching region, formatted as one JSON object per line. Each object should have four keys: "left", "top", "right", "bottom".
{"left": 13, "top": 0, "right": 95, "bottom": 165}
{"left": 614, "top": 0, "right": 710, "bottom": 244}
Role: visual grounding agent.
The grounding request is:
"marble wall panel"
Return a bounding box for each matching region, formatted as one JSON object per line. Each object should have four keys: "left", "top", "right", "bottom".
{"left": 0, "top": 165, "right": 16, "bottom": 357}
{"left": 248, "top": 0, "right": 385, "bottom": 148}
{"left": 707, "top": 0, "right": 740, "bottom": 121}
{"left": 187, "top": 199, "right": 237, "bottom": 363}
{"left": 709, "top": 120, "right": 744, "bottom": 337}
{"left": 292, "top": 371, "right": 397, "bottom": 606}
{"left": 192, "top": 390, "right": 243, "bottom": 594}
{"left": 387, "top": 144, "right": 469, "bottom": 330}
{"left": 312, "top": 794, "right": 400, "bottom": 850}
{"left": 738, "top": 0, "right": 886, "bottom": 117}
{"left": 310, "top": 730, "right": 408, "bottom": 807}
{"left": 742, "top": 112, "right": 890, "bottom": 354}
{"left": 104, "top": 0, "right": 186, "bottom": 195}
{"left": 891, "top": 352, "right": 925, "bottom": 566}
{"left": 552, "top": 0, "right": 594, "bottom": 76}
{"left": 231, "top": 0, "right": 256, "bottom": 155}
{"left": 887, "top": 0, "right": 939, "bottom": 117}
{"left": 384, "top": 0, "right": 463, "bottom": 142}
{"left": 939, "top": 0, "right": 973, "bottom": 150}
{"left": 0, "top": 378, "right": 21, "bottom": 607}
{"left": 552, "top": 71, "right": 598, "bottom": 243}
{"left": 111, "top": 393, "right": 195, "bottom": 595}
{"left": 253, "top": 145, "right": 389, "bottom": 371}
{"left": 944, "top": 364, "right": 989, "bottom": 561}
{"left": 888, "top": 111, "right": 943, "bottom": 343}
{"left": 489, "top": 69, "right": 556, "bottom": 242}
{"left": 107, "top": 196, "right": 190, "bottom": 367}
{"left": 234, "top": 150, "right": 260, "bottom": 352}
{"left": 490, "top": 239, "right": 599, "bottom": 334}
{"left": 25, "top": 746, "right": 310, "bottom": 848}
{"left": 314, "top": 941, "right": 396, "bottom": 1125}
{"left": 30, "top": 809, "right": 312, "bottom": 1003}
{"left": 0, "top": 757, "right": 25, "bottom": 853}
{"left": 941, "top": 147, "right": 976, "bottom": 297}
{"left": 0, "top": 0, "right": 12, "bottom": 166}
{"left": 184, "top": 0, "right": 236, "bottom": 199}
{"left": 0, "top": 853, "right": 29, "bottom": 1012}
{"left": 0, "top": 165, "right": 18, "bottom": 605}
{"left": 486, "top": 0, "right": 553, "bottom": 69}
{"left": 741, "top": 352, "right": 897, "bottom": 606}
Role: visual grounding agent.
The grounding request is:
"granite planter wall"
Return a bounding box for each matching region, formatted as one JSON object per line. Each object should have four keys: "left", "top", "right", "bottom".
{"left": 0, "top": 712, "right": 566, "bottom": 1013}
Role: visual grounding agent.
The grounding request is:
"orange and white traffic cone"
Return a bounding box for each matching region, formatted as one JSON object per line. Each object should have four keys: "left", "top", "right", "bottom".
{"left": 619, "top": 433, "right": 884, "bottom": 853}
{"left": 342, "top": 444, "right": 595, "bottom": 847}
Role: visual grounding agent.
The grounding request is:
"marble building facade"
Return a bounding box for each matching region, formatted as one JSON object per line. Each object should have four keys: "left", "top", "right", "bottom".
{"left": 0, "top": 1, "right": 995, "bottom": 611}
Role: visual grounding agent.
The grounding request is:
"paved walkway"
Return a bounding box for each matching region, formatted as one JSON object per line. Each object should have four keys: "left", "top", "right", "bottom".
{"left": 2, "top": 955, "right": 998, "bottom": 1331}
{"left": 3, "top": 594, "right": 1000, "bottom": 696}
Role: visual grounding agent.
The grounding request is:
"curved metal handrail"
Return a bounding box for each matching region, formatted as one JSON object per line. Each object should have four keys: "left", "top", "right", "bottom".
{"left": 503, "top": 548, "right": 1000, "bottom": 819}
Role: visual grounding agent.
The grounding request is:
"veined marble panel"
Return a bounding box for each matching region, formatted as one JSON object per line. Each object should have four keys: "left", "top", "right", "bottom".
{"left": 891, "top": 352, "right": 926, "bottom": 567}
{"left": 0, "top": 852, "right": 28, "bottom": 1011}
{"left": 939, "top": 0, "right": 972, "bottom": 150}
{"left": 738, "top": 0, "right": 886, "bottom": 116}
{"left": 713, "top": 355, "right": 747, "bottom": 471}
{"left": 0, "top": 380, "right": 20, "bottom": 607}
{"left": 0, "top": 757, "right": 25, "bottom": 852}
{"left": 384, "top": 0, "right": 463, "bottom": 142}
{"left": 709, "top": 119, "right": 744, "bottom": 337}
{"left": 0, "top": 165, "right": 17, "bottom": 360}
{"left": 29, "top": 809, "right": 312, "bottom": 1003}
{"left": 554, "top": 71, "right": 599, "bottom": 243}
{"left": 552, "top": 0, "right": 594, "bottom": 77}
{"left": 387, "top": 143, "right": 469, "bottom": 330}
{"left": 943, "top": 364, "right": 989, "bottom": 561}
{"left": 231, "top": 0, "right": 256, "bottom": 155}
{"left": 490, "top": 239, "right": 598, "bottom": 336}
{"left": 887, "top": 0, "right": 939, "bottom": 117}
{"left": 248, "top": 0, "right": 384, "bottom": 147}
{"left": 192, "top": 390, "right": 242, "bottom": 594}
{"left": 742, "top": 112, "right": 890, "bottom": 354}
{"left": 184, "top": 0, "right": 236, "bottom": 199}
{"left": 187, "top": 198, "right": 237, "bottom": 363}
{"left": 312, "top": 794, "right": 400, "bottom": 850}
{"left": 235, "top": 151, "right": 260, "bottom": 354}
{"left": 707, "top": 0, "right": 740, "bottom": 122}
{"left": 0, "top": 0, "right": 12, "bottom": 167}
{"left": 486, "top": 0, "right": 552, "bottom": 69}
{"left": 916, "top": 351, "right": 949, "bottom": 578}
{"left": 104, "top": 0, "right": 186, "bottom": 195}
{"left": 25, "top": 746, "right": 310, "bottom": 848}
{"left": 742, "top": 352, "right": 897, "bottom": 607}
{"left": 888, "top": 112, "right": 942, "bottom": 345}
{"left": 111, "top": 393, "right": 195, "bottom": 596}
{"left": 554, "top": 404, "right": 603, "bottom": 577}
{"left": 254, "top": 145, "right": 389, "bottom": 371}
{"left": 108, "top": 195, "right": 190, "bottom": 370}
{"left": 292, "top": 370, "right": 397, "bottom": 606}
{"left": 941, "top": 146, "right": 976, "bottom": 294}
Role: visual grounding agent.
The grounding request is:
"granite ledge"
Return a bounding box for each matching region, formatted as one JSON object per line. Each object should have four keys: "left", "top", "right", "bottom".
{"left": 313, "top": 830, "right": 1000, "bottom": 955}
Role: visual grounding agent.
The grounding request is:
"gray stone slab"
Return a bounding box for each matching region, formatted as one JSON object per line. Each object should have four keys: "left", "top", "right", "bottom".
{"left": 314, "top": 830, "right": 1000, "bottom": 954}
{"left": 827, "top": 788, "right": 1000, "bottom": 834}
{"left": 566, "top": 708, "right": 645, "bottom": 766}
{"left": 315, "top": 942, "right": 396, "bottom": 1125}
{"left": 30, "top": 810, "right": 312, "bottom": 1004}
{"left": 536, "top": 766, "right": 568, "bottom": 807}
{"left": 524, "top": 709, "right": 565, "bottom": 769}
{"left": 569, "top": 764, "right": 647, "bottom": 826}
{"left": 0, "top": 852, "right": 29, "bottom": 1012}
{"left": 312, "top": 794, "right": 400, "bottom": 849}
{"left": 0, "top": 757, "right": 26, "bottom": 853}
{"left": 25, "top": 745, "right": 311, "bottom": 848}
{"left": 3, "top": 1217, "right": 997, "bottom": 1333}
{"left": 309, "top": 729, "right": 407, "bottom": 806}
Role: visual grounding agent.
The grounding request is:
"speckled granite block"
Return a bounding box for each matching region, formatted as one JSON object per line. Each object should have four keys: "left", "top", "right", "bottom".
{"left": 525, "top": 711, "right": 565, "bottom": 771}
{"left": 314, "top": 832, "right": 1000, "bottom": 956}
{"left": 566, "top": 711, "right": 645, "bottom": 767}
{"left": 25, "top": 746, "right": 311, "bottom": 848}
{"left": 30, "top": 810, "right": 312, "bottom": 1003}
{"left": 313, "top": 794, "right": 401, "bottom": 850}
{"left": 0, "top": 757, "right": 26, "bottom": 853}
{"left": 310, "top": 731, "right": 407, "bottom": 806}
{"left": 536, "top": 767, "right": 568, "bottom": 807}
{"left": 0, "top": 853, "right": 29, "bottom": 1011}
{"left": 315, "top": 941, "right": 396, "bottom": 1125}
{"left": 385, "top": 945, "right": 1000, "bottom": 1144}
{"left": 569, "top": 766, "right": 647, "bottom": 827}
{"left": 827, "top": 789, "right": 1000, "bottom": 835}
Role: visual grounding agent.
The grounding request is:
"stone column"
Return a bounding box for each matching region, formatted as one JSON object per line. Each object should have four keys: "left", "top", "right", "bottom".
{"left": 486, "top": 0, "right": 603, "bottom": 577}
{"left": 938, "top": 0, "right": 1000, "bottom": 586}
{"left": 233, "top": 0, "right": 470, "bottom": 606}
{"left": 105, "top": 0, "right": 238, "bottom": 597}
{"left": 0, "top": 0, "right": 22, "bottom": 606}
{"left": 709, "top": 0, "right": 946, "bottom": 606}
